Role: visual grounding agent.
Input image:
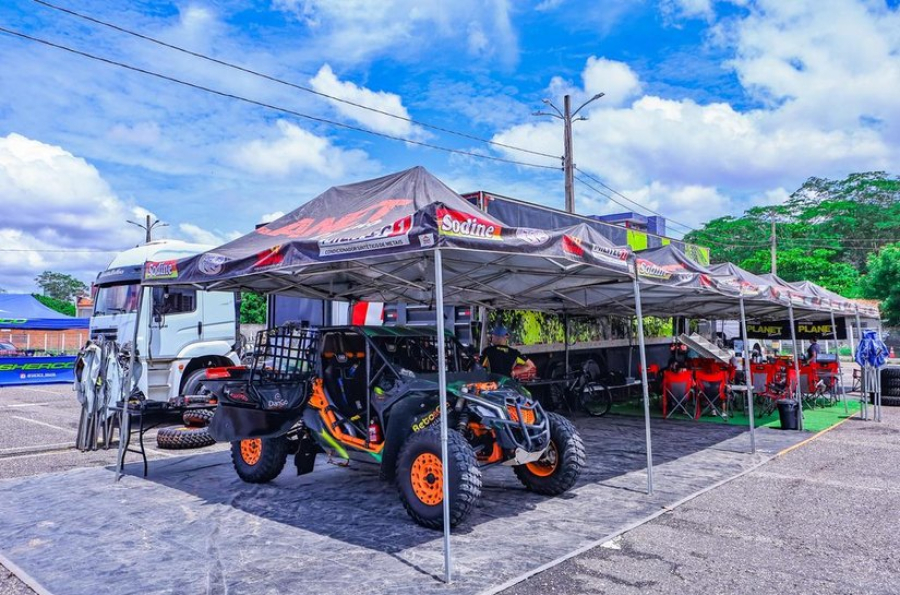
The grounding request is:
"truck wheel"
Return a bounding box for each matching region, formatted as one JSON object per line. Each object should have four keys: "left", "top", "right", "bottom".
{"left": 156, "top": 426, "right": 216, "bottom": 450}
{"left": 230, "top": 436, "right": 289, "bottom": 483}
{"left": 182, "top": 408, "right": 214, "bottom": 427}
{"left": 182, "top": 368, "right": 211, "bottom": 398}
{"left": 396, "top": 428, "right": 482, "bottom": 530}
{"left": 514, "top": 412, "right": 585, "bottom": 495}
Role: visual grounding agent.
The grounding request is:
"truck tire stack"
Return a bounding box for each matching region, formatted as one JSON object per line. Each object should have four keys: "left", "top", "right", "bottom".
{"left": 156, "top": 408, "right": 216, "bottom": 450}
{"left": 880, "top": 367, "right": 900, "bottom": 406}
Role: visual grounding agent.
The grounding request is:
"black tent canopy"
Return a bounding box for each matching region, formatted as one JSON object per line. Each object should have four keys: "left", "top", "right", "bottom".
{"left": 139, "top": 166, "right": 656, "bottom": 582}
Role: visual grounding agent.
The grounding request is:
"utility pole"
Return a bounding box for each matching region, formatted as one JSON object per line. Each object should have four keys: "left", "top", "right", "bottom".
{"left": 770, "top": 209, "right": 777, "bottom": 275}
{"left": 127, "top": 214, "right": 168, "bottom": 244}
{"left": 534, "top": 93, "right": 604, "bottom": 213}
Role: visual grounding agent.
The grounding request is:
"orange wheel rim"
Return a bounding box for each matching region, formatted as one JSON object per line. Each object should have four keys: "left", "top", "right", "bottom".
{"left": 410, "top": 452, "right": 443, "bottom": 506}
{"left": 526, "top": 441, "right": 558, "bottom": 477}
{"left": 240, "top": 439, "right": 262, "bottom": 465}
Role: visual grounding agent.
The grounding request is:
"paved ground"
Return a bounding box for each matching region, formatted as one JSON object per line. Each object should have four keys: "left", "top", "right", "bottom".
{"left": 1, "top": 383, "right": 893, "bottom": 595}
{"left": 503, "top": 408, "right": 900, "bottom": 595}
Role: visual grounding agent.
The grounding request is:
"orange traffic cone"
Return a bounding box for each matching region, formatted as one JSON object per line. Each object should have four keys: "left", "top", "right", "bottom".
{"left": 890, "top": 346, "right": 896, "bottom": 359}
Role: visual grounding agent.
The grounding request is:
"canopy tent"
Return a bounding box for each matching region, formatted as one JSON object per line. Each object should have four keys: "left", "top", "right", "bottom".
{"left": 137, "top": 166, "right": 657, "bottom": 583}
{"left": 0, "top": 294, "right": 88, "bottom": 331}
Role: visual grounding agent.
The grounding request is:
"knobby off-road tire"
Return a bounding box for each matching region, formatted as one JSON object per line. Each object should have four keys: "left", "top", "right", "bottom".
{"left": 230, "top": 436, "right": 289, "bottom": 483}
{"left": 396, "top": 427, "right": 482, "bottom": 530}
{"left": 182, "top": 408, "right": 214, "bottom": 427}
{"left": 156, "top": 426, "right": 216, "bottom": 450}
{"left": 514, "top": 412, "right": 585, "bottom": 495}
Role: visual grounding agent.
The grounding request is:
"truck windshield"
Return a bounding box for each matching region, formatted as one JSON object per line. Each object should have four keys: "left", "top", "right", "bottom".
{"left": 94, "top": 283, "right": 140, "bottom": 316}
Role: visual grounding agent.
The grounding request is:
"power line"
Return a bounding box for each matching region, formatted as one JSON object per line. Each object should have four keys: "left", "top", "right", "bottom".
{"left": 30, "top": 0, "right": 560, "bottom": 162}
{"left": 574, "top": 167, "right": 697, "bottom": 234}
{"left": 0, "top": 26, "right": 561, "bottom": 172}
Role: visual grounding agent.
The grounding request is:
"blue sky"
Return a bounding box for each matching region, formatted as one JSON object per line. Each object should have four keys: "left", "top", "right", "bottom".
{"left": 1, "top": 0, "right": 899, "bottom": 292}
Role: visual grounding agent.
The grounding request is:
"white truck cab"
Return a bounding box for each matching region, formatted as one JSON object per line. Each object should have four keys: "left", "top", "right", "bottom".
{"left": 91, "top": 240, "right": 240, "bottom": 402}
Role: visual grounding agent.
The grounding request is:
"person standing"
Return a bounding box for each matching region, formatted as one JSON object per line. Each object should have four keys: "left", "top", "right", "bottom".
{"left": 480, "top": 326, "right": 537, "bottom": 379}
{"left": 806, "top": 337, "right": 820, "bottom": 364}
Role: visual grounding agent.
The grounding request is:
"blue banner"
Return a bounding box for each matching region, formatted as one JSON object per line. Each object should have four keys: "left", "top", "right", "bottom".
{"left": 0, "top": 356, "right": 76, "bottom": 385}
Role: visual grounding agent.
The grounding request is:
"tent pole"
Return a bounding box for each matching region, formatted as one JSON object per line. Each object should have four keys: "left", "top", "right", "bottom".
{"left": 433, "top": 249, "right": 453, "bottom": 583}
{"left": 855, "top": 309, "right": 866, "bottom": 420}
{"left": 831, "top": 311, "right": 849, "bottom": 415}
{"left": 631, "top": 261, "right": 654, "bottom": 495}
{"left": 564, "top": 312, "right": 570, "bottom": 376}
{"left": 478, "top": 306, "right": 489, "bottom": 352}
{"left": 116, "top": 285, "right": 143, "bottom": 481}
{"left": 787, "top": 304, "right": 804, "bottom": 431}
{"left": 739, "top": 297, "right": 756, "bottom": 454}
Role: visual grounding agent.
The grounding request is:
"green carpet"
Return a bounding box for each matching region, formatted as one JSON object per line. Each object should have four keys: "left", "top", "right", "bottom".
{"left": 610, "top": 397, "right": 862, "bottom": 433}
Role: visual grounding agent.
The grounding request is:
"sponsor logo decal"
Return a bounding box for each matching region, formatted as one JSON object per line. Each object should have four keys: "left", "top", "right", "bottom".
{"left": 590, "top": 243, "right": 629, "bottom": 264}
{"left": 419, "top": 233, "right": 435, "bottom": 247}
{"left": 198, "top": 253, "right": 227, "bottom": 276}
{"left": 144, "top": 260, "right": 178, "bottom": 280}
{"left": 412, "top": 405, "right": 442, "bottom": 432}
{"left": 258, "top": 198, "right": 411, "bottom": 239}
{"left": 636, "top": 259, "right": 671, "bottom": 280}
{"left": 0, "top": 362, "right": 75, "bottom": 372}
{"left": 98, "top": 268, "right": 125, "bottom": 279}
{"left": 747, "top": 323, "right": 783, "bottom": 337}
{"left": 437, "top": 208, "right": 501, "bottom": 240}
{"left": 0, "top": 318, "right": 27, "bottom": 325}
{"left": 254, "top": 245, "right": 285, "bottom": 269}
{"left": 265, "top": 391, "right": 289, "bottom": 409}
{"left": 562, "top": 235, "right": 584, "bottom": 256}
{"left": 515, "top": 228, "right": 550, "bottom": 245}
{"left": 318, "top": 215, "right": 412, "bottom": 256}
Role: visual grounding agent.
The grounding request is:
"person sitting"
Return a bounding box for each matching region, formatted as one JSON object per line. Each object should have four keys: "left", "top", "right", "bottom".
{"left": 806, "top": 337, "right": 820, "bottom": 364}
{"left": 667, "top": 341, "right": 688, "bottom": 372}
{"left": 751, "top": 342, "right": 764, "bottom": 363}
{"left": 481, "top": 326, "right": 536, "bottom": 379}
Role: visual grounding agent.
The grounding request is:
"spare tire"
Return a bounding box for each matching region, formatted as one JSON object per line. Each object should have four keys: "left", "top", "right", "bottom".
{"left": 157, "top": 426, "right": 216, "bottom": 450}
{"left": 182, "top": 408, "right": 214, "bottom": 427}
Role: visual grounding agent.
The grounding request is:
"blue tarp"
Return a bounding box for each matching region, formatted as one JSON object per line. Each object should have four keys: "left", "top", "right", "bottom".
{"left": 855, "top": 329, "right": 887, "bottom": 368}
{"left": 0, "top": 355, "right": 77, "bottom": 385}
{"left": 0, "top": 294, "right": 89, "bottom": 330}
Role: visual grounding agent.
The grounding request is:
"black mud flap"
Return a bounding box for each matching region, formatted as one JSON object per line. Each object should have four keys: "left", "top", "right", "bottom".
{"left": 294, "top": 433, "right": 320, "bottom": 476}
{"left": 208, "top": 403, "right": 303, "bottom": 442}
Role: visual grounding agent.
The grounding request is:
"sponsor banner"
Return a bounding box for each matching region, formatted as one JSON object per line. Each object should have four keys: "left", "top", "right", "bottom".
{"left": 590, "top": 243, "right": 629, "bottom": 267}
{"left": 437, "top": 208, "right": 502, "bottom": 241}
{"left": 0, "top": 356, "right": 77, "bottom": 386}
{"left": 562, "top": 234, "right": 584, "bottom": 257}
{"left": 144, "top": 260, "right": 178, "bottom": 280}
{"left": 744, "top": 317, "right": 847, "bottom": 340}
{"left": 318, "top": 215, "right": 412, "bottom": 257}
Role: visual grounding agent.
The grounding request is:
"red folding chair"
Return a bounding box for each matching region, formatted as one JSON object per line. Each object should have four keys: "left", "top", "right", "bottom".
{"left": 694, "top": 369, "right": 728, "bottom": 419}
{"left": 662, "top": 369, "right": 695, "bottom": 419}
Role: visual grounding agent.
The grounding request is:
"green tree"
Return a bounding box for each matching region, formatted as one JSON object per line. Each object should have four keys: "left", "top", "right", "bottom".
{"left": 33, "top": 271, "right": 87, "bottom": 302}
{"left": 685, "top": 171, "right": 900, "bottom": 298}
{"left": 861, "top": 242, "right": 900, "bottom": 325}
{"left": 240, "top": 292, "right": 266, "bottom": 324}
{"left": 32, "top": 294, "right": 76, "bottom": 317}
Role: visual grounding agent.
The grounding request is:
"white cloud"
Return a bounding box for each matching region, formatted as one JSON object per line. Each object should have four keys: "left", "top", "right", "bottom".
{"left": 492, "top": 3, "right": 900, "bottom": 215}
{"left": 231, "top": 120, "right": 378, "bottom": 178}
{"left": 273, "top": 0, "right": 519, "bottom": 66}
{"left": 536, "top": 0, "right": 565, "bottom": 11}
{"left": 0, "top": 134, "right": 244, "bottom": 292}
{"left": 660, "top": 0, "right": 715, "bottom": 21}
{"left": 309, "top": 65, "right": 421, "bottom": 137}
{"left": 177, "top": 223, "right": 242, "bottom": 246}
{"left": 582, "top": 57, "right": 643, "bottom": 108}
